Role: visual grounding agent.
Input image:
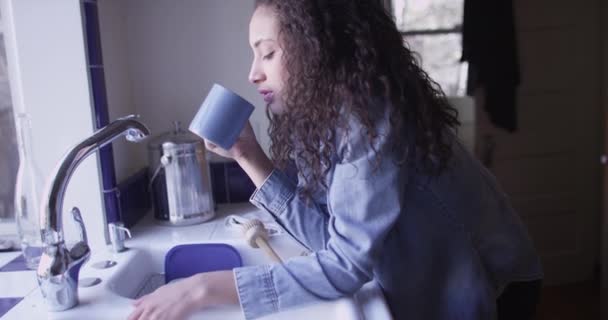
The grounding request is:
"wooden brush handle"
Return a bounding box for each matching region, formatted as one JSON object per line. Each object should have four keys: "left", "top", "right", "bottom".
{"left": 242, "top": 219, "right": 284, "bottom": 264}
{"left": 255, "top": 238, "right": 283, "bottom": 264}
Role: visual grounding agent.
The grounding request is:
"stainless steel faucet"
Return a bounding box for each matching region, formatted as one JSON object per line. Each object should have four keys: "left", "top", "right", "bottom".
{"left": 37, "top": 115, "right": 150, "bottom": 311}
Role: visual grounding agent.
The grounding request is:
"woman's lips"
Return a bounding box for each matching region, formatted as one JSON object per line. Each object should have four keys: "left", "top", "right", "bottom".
{"left": 259, "top": 90, "right": 274, "bottom": 103}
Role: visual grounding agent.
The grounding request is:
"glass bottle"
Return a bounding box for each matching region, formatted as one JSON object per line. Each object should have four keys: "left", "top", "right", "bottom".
{"left": 14, "top": 113, "right": 44, "bottom": 269}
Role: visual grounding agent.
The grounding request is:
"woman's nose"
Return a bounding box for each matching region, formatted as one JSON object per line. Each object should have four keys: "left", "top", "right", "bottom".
{"left": 248, "top": 63, "right": 265, "bottom": 84}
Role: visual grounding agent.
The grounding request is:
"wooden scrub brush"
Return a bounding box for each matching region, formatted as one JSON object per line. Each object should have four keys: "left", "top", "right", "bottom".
{"left": 241, "top": 219, "right": 283, "bottom": 264}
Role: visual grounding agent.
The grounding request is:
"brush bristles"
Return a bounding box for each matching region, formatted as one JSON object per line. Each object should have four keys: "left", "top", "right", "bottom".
{"left": 241, "top": 219, "right": 264, "bottom": 231}
{"left": 241, "top": 219, "right": 268, "bottom": 248}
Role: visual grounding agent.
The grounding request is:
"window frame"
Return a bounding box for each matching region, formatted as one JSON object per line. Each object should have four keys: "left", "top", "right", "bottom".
{"left": 384, "top": 0, "right": 462, "bottom": 37}
{"left": 384, "top": 0, "right": 467, "bottom": 96}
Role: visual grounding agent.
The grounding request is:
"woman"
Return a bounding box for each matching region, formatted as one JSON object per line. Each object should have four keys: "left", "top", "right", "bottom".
{"left": 129, "top": 1, "right": 543, "bottom": 319}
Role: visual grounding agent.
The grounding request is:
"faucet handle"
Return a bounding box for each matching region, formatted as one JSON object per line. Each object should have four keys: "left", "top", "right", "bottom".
{"left": 70, "top": 207, "right": 88, "bottom": 244}
{"left": 69, "top": 207, "right": 90, "bottom": 261}
{"left": 108, "top": 222, "right": 131, "bottom": 253}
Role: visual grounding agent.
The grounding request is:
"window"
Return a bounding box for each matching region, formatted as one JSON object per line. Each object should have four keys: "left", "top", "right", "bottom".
{"left": 0, "top": 33, "right": 17, "bottom": 221}
{"left": 389, "top": 0, "right": 468, "bottom": 96}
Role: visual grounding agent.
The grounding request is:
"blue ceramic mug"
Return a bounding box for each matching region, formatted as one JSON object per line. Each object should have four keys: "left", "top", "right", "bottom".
{"left": 189, "top": 84, "right": 255, "bottom": 150}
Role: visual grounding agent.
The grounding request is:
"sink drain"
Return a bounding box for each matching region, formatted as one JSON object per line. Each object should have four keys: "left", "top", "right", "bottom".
{"left": 91, "top": 260, "right": 117, "bottom": 269}
{"left": 79, "top": 277, "right": 102, "bottom": 287}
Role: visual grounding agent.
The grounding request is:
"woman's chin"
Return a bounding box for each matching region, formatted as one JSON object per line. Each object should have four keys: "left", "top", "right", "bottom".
{"left": 267, "top": 102, "right": 285, "bottom": 115}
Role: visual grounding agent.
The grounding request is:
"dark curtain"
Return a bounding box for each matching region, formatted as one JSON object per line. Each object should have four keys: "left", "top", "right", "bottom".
{"left": 461, "top": 0, "right": 520, "bottom": 132}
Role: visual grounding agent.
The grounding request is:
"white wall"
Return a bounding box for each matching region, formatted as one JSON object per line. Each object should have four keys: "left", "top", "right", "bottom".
{"left": 98, "top": 0, "right": 269, "bottom": 182}
{"left": 2, "top": 0, "right": 107, "bottom": 251}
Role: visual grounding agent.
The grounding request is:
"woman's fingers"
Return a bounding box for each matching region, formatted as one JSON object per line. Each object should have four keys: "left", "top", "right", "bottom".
{"left": 204, "top": 139, "right": 217, "bottom": 149}
{"left": 127, "top": 305, "right": 144, "bottom": 320}
{"left": 139, "top": 307, "right": 156, "bottom": 320}
{"left": 133, "top": 292, "right": 152, "bottom": 306}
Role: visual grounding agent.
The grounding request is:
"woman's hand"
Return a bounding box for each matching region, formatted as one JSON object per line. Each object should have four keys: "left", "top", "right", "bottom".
{"left": 127, "top": 270, "right": 239, "bottom": 320}
{"left": 204, "top": 121, "right": 260, "bottom": 161}
{"left": 204, "top": 121, "right": 274, "bottom": 188}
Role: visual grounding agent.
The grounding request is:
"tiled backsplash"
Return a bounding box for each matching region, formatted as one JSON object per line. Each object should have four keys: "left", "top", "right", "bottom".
{"left": 82, "top": 0, "right": 122, "bottom": 226}
{"left": 117, "top": 168, "right": 150, "bottom": 228}
{"left": 209, "top": 160, "right": 256, "bottom": 204}
{"left": 116, "top": 160, "right": 255, "bottom": 228}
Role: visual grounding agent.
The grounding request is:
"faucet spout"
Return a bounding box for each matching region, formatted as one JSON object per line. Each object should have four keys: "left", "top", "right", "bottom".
{"left": 40, "top": 115, "right": 149, "bottom": 245}
{"left": 37, "top": 115, "right": 149, "bottom": 311}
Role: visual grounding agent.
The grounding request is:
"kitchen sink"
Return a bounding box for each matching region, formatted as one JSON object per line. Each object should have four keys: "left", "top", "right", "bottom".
{"left": 8, "top": 205, "right": 390, "bottom": 320}
{"left": 105, "top": 241, "right": 366, "bottom": 320}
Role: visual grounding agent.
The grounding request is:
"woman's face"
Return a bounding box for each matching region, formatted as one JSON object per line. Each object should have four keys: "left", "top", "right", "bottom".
{"left": 248, "top": 5, "right": 286, "bottom": 114}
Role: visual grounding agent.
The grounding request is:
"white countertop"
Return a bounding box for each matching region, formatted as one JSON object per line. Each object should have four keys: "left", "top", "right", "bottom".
{"left": 0, "top": 203, "right": 391, "bottom": 319}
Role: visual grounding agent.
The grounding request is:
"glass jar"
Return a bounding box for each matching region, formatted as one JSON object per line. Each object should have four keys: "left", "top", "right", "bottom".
{"left": 14, "top": 113, "right": 44, "bottom": 269}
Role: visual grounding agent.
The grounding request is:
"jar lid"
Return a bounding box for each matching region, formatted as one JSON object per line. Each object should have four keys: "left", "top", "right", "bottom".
{"left": 147, "top": 121, "right": 203, "bottom": 151}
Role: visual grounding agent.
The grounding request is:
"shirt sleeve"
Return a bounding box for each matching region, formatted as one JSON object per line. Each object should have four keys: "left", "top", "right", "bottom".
{"left": 235, "top": 115, "right": 404, "bottom": 319}
{"left": 249, "top": 167, "right": 330, "bottom": 252}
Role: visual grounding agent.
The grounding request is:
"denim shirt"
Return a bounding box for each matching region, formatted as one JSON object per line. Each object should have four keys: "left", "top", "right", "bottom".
{"left": 233, "top": 111, "right": 543, "bottom": 319}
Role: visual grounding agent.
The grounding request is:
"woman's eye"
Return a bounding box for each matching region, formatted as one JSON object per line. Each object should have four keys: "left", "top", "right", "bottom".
{"left": 263, "top": 51, "right": 275, "bottom": 60}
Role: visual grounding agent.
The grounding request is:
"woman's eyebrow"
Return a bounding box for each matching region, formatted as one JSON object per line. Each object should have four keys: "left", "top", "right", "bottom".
{"left": 254, "top": 38, "right": 276, "bottom": 48}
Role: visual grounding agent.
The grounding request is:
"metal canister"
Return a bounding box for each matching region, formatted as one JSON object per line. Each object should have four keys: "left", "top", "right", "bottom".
{"left": 147, "top": 122, "right": 215, "bottom": 226}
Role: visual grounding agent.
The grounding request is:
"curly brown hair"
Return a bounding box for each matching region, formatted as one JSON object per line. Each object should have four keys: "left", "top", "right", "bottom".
{"left": 255, "top": 0, "right": 460, "bottom": 195}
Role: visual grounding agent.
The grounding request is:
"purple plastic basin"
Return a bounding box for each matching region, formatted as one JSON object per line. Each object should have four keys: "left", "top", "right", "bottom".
{"left": 164, "top": 243, "right": 242, "bottom": 283}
